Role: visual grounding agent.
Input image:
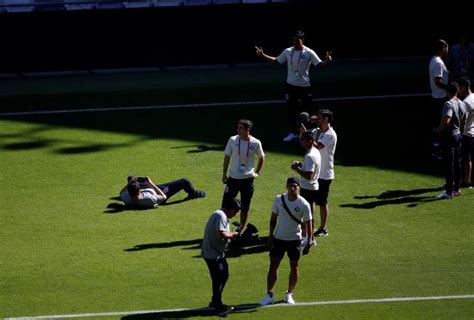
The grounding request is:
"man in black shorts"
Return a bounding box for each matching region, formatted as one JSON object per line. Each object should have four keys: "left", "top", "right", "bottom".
{"left": 222, "top": 119, "right": 265, "bottom": 235}
{"left": 258, "top": 177, "right": 314, "bottom": 306}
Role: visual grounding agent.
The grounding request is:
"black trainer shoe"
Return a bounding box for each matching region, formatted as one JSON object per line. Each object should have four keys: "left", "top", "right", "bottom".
{"left": 208, "top": 302, "right": 234, "bottom": 314}
{"left": 188, "top": 190, "right": 206, "bottom": 200}
{"left": 314, "top": 227, "right": 328, "bottom": 237}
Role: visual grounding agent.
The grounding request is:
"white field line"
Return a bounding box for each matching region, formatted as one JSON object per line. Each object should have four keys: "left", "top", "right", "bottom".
{"left": 4, "top": 294, "right": 474, "bottom": 320}
{"left": 0, "top": 93, "right": 429, "bottom": 117}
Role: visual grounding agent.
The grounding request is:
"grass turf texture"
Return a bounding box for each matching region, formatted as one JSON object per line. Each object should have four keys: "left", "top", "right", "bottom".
{"left": 1, "top": 57, "right": 473, "bottom": 318}
{"left": 1, "top": 113, "right": 473, "bottom": 319}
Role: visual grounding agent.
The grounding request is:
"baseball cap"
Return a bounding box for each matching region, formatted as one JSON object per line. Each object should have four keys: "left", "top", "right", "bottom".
{"left": 287, "top": 176, "right": 301, "bottom": 186}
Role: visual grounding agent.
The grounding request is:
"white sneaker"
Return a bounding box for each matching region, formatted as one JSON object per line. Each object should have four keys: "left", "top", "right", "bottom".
{"left": 283, "top": 133, "right": 298, "bottom": 142}
{"left": 284, "top": 291, "right": 295, "bottom": 304}
{"left": 259, "top": 293, "right": 274, "bottom": 306}
{"left": 436, "top": 191, "right": 452, "bottom": 200}
{"left": 299, "top": 237, "right": 308, "bottom": 248}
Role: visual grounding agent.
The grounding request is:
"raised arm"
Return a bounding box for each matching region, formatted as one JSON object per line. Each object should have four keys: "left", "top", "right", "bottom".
{"left": 255, "top": 46, "right": 278, "bottom": 64}
{"left": 144, "top": 177, "right": 167, "bottom": 200}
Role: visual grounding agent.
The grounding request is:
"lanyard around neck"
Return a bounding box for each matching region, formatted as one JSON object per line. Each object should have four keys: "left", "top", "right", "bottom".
{"left": 291, "top": 48, "right": 303, "bottom": 72}
{"left": 237, "top": 136, "right": 251, "bottom": 163}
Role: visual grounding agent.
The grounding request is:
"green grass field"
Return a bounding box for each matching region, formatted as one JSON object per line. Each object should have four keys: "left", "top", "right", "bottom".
{"left": 1, "top": 58, "right": 473, "bottom": 319}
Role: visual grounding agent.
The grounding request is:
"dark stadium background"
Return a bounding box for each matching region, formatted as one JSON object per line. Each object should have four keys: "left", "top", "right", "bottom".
{"left": 0, "top": 1, "right": 462, "bottom": 73}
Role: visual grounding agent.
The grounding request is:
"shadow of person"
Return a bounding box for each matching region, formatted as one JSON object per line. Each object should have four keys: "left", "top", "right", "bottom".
{"left": 104, "top": 202, "right": 151, "bottom": 214}
{"left": 105, "top": 195, "right": 195, "bottom": 214}
{"left": 340, "top": 186, "right": 444, "bottom": 209}
{"left": 225, "top": 236, "right": 269, "bottom": 258}
{"left": 353, "top": 186, "right": 444, "bottom": 200}
{"left": 160, "top": 198, "right": 190, "bottom": 206}
{"left": 171, "top": 144, "right": 223, "bottom": 154}
{"left": 340, "top": 196, "right": 438, "bottom": 209}
{"left": 187, "top": 145, "right": 224, "bottom": 154}
{"left": 125, "top": 239, "right": 202, "bottom": 252}
{"left": 121, "top": 303, "right": 260, "bottom": 319}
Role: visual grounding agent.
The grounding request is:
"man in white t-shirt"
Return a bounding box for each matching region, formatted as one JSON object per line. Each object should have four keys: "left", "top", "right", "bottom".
{"left": 429, "top": 39, "right": 449, "bottom": 126}
{"left": 310, "top": 109, "right": 338, "bottom": 237}
{"left": 256, "top": 30, "right": 332, "bottom": 142}
{"left": 222, "top": 119, "right": 265, "bottom": 235}
{"left": 457, "top": 77, "right": 474, "bottom": 188}
{"left": 259, "top": 177, "right": 314, "bottom": 306}
{"left": 291, "top": 130, "right": 321, "bottom": 239}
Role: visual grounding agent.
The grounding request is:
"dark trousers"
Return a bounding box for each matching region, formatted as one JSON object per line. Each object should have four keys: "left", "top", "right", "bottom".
{"left": 157, "top": 178, "right": 196, "bottom": 199}
{"left": 204, "top": 257, "right": 229, "bottom": 305}
{"left": 441, "top": 134, "right": 462, "bottom": 194}
{"left": 285, "top": 83, "right": 313, "bottom": 131}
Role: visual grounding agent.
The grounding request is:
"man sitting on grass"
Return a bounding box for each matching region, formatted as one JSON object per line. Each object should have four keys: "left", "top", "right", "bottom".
{"left": 120, "top": 176, "right": 206, "bottom": 209}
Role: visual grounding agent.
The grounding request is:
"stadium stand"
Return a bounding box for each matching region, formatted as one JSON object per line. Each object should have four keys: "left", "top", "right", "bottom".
{"left": 0, "top": 0, "right": 287, "bottom": 12}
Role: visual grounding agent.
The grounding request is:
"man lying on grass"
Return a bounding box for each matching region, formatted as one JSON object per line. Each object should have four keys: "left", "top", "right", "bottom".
{"left": 120, "top": 175, "right": 206, "bottom": 209}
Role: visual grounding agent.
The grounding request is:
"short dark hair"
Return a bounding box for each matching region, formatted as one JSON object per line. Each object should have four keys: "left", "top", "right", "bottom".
{"left": 301, "top": 130, "right": 315, "bottom": 141}
{"left": 237, "top": 119, "right": 253, "bottom": 130}
{"left": 446, "top": 80, "right": 459, "bottom": 96}
{"left": 286, "top": 176, "right": 301, "bottom": 186}
{"left": 127, "top": 180, "right": 141, "bottom": 197}
{"left": 223, "top": 198, "right": 242, "bottom": 211}
{"left": 433, "top": 38, "right": 448, "bottom": 53}
{"left": 318, "top": 109, "right": 333, "bottom": 123}
{"left": 295, "top": 30, "right": 305, "bottom": 39}
{"left": 457, "top": 76, "right": 471, "bottom": 89}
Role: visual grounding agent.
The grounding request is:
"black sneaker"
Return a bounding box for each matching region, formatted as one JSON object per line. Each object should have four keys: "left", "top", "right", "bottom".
{"left": 314, "top": 227, "right": 328, "bottom": 237}
{"left": 208, "top": 302, "right": 234, "bottom": 314}
{"left": 460, "top": 182, "right": 472, "bottom": 189}
{"left": 188, "top": 190, "right": 206, "bottom": 200}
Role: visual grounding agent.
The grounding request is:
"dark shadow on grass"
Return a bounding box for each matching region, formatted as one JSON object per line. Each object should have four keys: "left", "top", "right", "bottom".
{"left": 353, "top": 187, "right": 443, "bottom": 200}
{"left": 341, "top": 186, "right": 445, "bottom": 209}
{"left": 105, "top": 196, "right": 194, "bottom": 213}
{"left": 171, "top": 144, "right": 223, "bottom": 153}
{"left": 56, "top": 144, "right": 113, "bottom": 154}
{"left": 121, "top": 303, "right": 260, "bottom": 319}
{"left": 125, "top": 239, "right": 202, "bottom": 252}
{"left": 0, "top": 83, "right": 446, "bottom": 177}
{"left": 3, "top": 140, "right": 53, "bottom": 150}
{"left": 225, "top": 236, "right": 269, "bottom": 258}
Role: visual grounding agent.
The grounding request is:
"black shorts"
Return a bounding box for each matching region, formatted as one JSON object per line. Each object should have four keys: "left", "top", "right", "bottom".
{"left": 315, "top": 179, "right": 333, "bottom": 206}
{"left": 269, "top": 238, "right": 301, "bottom": 261}
{"left": 461, "top": 135, "right": 474, "bottom": 162}
{"left": 222, "top": 177, "right": 254, "bottom": 212}
{"left": 300, "top": 188, "right": 318, "bottom": 209}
